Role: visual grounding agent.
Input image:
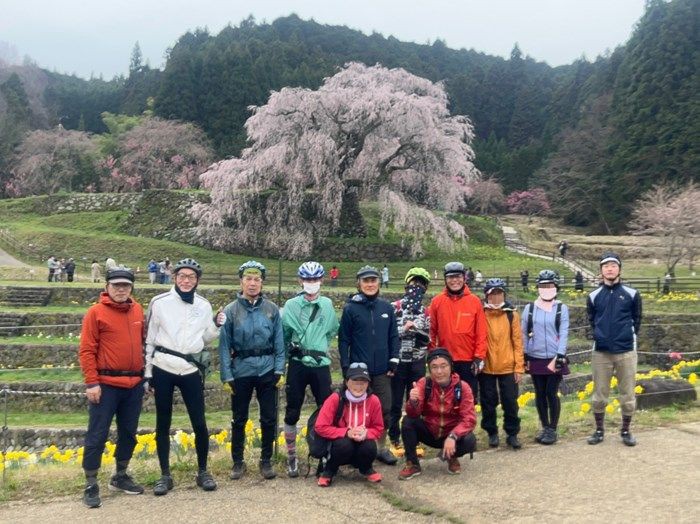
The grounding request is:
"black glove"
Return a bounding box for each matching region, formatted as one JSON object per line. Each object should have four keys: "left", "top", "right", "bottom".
{"left": 471, "top": 358, "right": 484, "bottom": 375}
{"left": 388, "top": 359, "right": 398, "bottom": 374}
{"left": 555, "top": 354, "right": 568, "bottom": 370}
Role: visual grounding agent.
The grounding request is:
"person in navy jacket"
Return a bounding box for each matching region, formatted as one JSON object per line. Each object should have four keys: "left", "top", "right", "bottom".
{"left": 339, "top": 265, "right": 400, "bottom": 465}
{"left": 586, "top": 252, "right": 642, "bottom": 447}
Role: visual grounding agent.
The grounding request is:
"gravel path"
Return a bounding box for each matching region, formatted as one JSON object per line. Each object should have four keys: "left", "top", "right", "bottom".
{"left": 2, "top": 422, "right": 699, "bottom": 523}
{"left": 0, "top": 246, "right": 27, "bottom": 267}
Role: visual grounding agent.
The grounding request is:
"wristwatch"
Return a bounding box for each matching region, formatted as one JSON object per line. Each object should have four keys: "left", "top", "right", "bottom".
{"left": 447, "top": 433, "right": 458, "bottom": 441}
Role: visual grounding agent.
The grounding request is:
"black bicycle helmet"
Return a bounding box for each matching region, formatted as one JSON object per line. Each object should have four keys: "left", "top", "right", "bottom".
{"left": 174, "top": 258, "right": 203, "bottom": 277}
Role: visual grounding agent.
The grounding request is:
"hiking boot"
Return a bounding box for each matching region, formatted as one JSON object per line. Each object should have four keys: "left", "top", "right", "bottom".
{"left": 287, "top": 456, "right": 299, "bottom": 478}
{"left": 540, "top": 427, "right": 558, "bottom": 445}
{"left": 317, "top": 473, "right": 332, "bottom": 487}
{"left": 390, "top": 441, "right": 405, "bottom": 458}
{"left": 363, "top": 468, "right": 382, "bottom": 483}
{"left": 153, "top": 475, "right": 174, "bottom": 496}
{"left": 506, "top": 434, "right": 522, "bottom": 450}
{"left": 534, "top": 429, "right": 545, "bottom": 443}
{"left": 398, "top": 461, "right": 422, "bottom": 481}
{"left": 488, "top": 433, "right": 500, "bottom": 448}
{"left": 109, "top": 473, "right": 144, "bottom": 495}
{"left": 376, "top": 448, "right": 398, "bottom": 465}
{"left": 196, "top": 471, "right": 217, "bottom": 491}
{"left": 587, "top": 430, "right": 604, "bottom": 445}
{"left": 621, "top": 431, "right": 637, "bottom": 447}
{"left": 83, "top": 483, "right": 102, "bottom": 508}
{"left": 230, "top": 461, "right": 247, "bottom": 480}
{"left": 447, "top": 457, "right": 461, "bottom": 475}
{"left": 260, "top": 461, "right": 276, "bottom": 480}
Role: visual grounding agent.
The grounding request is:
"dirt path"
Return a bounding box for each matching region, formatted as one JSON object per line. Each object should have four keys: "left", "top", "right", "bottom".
{"left": 0, "top": 246, "right": 27, "bottom": 267}
{"left": 2, "top": 422, "right": 699, "bottom": 523}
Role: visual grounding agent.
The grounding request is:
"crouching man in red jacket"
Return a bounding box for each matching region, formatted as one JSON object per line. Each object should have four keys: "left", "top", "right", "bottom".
{"left": 314, "top": 362, "right": 384, "bottom": 487}
{"left": 399, "top": 348, "right": 477, "bottom": 480}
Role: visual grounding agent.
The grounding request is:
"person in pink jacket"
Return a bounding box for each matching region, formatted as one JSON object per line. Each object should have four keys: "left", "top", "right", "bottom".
{"left": 314, "top": 362, "right": 384, "bottom": 486}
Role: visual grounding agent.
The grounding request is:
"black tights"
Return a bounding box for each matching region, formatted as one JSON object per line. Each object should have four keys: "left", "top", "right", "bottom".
{"left": 152, "top": 366, "right": 209, "bottom": 474}
{"left": 531, "top": 374, "right": 562, "bottom": 429}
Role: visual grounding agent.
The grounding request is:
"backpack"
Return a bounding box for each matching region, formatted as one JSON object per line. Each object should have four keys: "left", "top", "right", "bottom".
{"left": 526, "top": 302, "right": 562, "bottom": 338}
{"left": 306, "top": 391, "right": 345, "bottom": 459}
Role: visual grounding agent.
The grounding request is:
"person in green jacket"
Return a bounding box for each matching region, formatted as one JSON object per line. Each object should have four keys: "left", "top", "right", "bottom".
{"left": 282, "top": 261, "right": 339, "bottom": 477}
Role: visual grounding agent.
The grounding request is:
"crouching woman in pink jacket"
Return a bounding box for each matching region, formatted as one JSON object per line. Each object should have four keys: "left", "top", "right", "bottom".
{"left": 314, "top": 362, "right": 384, "bottom": 486}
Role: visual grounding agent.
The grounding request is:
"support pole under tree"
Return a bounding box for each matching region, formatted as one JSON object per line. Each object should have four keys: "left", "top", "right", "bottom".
{"left": 278, "top": 258, "right": 282, "bottom": 304}
{"left": 2, "top": 387, "right": 8, "bottom": 485}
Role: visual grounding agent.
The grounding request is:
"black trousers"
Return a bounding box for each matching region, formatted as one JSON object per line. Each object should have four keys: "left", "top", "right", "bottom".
{"left": 389, "top": 359, "right": 426, "bottom": 442}
{"left": 284, "top": 360, "right": 332, "bottom": 426}
{"left": 531, "top": 374, "right": 562, "bottom": 429}
{"left": 401, "top": 416, "right": 476, "bottom": 465}
{"left": 326, "top": 437, "right": 377, "bottom": 475}
{"left": 370, "top": 373, "right": 392, "bottom": 436}
{"left": 83, "top": 383, "right": 144, "bottom": 472}
{"left": 152, "top": 366, "right": 209, "bottom": 473}
{"left": 453, "top": 361, "right": 479, "bottom": 402}
{"left": 231, "top": 371, "right": 277, "bottom": 463}
{"left": 478, "top": 373, "right": 520, "bottom": 436}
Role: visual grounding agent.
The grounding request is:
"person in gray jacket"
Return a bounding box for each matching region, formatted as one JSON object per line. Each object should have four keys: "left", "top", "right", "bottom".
{"left": 219, "top": 260, "right": 285, "bottom": 480}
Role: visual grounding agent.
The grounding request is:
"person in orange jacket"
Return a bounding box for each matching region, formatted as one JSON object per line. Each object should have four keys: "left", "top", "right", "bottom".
{"left": 480, "top": 278, "right": 525, "bottom": 450}
{"left": 398, "top": 348, "right": 477, "bottom": 480}
{"left": 429, "top": 261, "right": 488, "bottom": 400}
{"left": 78, "top": 268, "right": 146, "bottom": 509}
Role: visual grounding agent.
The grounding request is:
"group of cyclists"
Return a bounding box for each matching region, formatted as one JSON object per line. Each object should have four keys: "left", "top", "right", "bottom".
{"left": 79, "top": 251, "right": 641, "bottom": 507}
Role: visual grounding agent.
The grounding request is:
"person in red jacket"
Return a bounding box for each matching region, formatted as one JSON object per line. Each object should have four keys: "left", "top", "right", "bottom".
{"left": 429, "top": 261, "right": 488, "bottom": 400}
{"left": 399, "top": 348, "right": 477, "bottom": 480}
{"left": 78, "top": 268, "right": 146, "bottom": 509}
{"left": 314, "top": 362, "right": 384, "bottom": 487}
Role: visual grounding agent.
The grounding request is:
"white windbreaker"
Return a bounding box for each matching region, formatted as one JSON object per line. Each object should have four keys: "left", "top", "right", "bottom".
{"left": 145, "top": 287, "right": 220, "bottom": 377}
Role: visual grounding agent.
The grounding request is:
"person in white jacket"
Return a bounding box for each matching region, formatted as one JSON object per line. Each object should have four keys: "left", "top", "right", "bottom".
{"left": 145, "top": 258, "right": 224, "bottom": 495}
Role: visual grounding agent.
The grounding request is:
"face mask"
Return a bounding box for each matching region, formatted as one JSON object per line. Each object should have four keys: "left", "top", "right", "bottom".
{"left": 303, "top": 281, "right": 321, "bottom": 295}
{"left": 538, "top": 288, "right": 557, "bottom": 301}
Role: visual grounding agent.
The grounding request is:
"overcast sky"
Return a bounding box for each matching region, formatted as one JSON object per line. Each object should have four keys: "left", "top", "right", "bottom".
{"left": 2, "top": 0, "right": 647, "bottom": 79}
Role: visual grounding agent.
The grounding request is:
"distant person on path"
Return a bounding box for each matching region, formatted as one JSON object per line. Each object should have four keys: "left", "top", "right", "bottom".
{"left": 587, "top": 253, "right": 642, "bottom": 447}
{"left": 65, "top": 258, "right": 76, "bottom": 282}
{"left": 147, "top": 259, "right": 158, "bottom": 284}
{"left": 558, "top": 240, "right": 569, "bottom": 258}
{"left": 521, "top": 270, "right": 570, "bottom": 445}
{"left": 314, "top": 362, "right": 384, "bottom": 487}
{"left": 339, "top": 265, "right": 400, "bottom": 465}
{"left": 105, "top": 257, "right": 117, "bottom": 272}
{"left": 429, "top": 262, "right": 488, "bottom": 402}
{"left": 145, "top": 258, "right": 221, "bottom": 495}
{"left": 388, "top": 267, "right": 431, "bottom": 455}
{"left": 163, "top": 258, "right": 172, "bottom": 285}
{"left": 91, "top": 259, "right": 101, "bottom": 283}
{"left": 474, "top": 270, "right": 483, "bottom": 288}
{"left": 398, "top": 348, "right": 476, "bottom": 480}
{"left": 381, "top": 265, "right": 390, "bottom": 288}
{"left": 480, "top": 278, "right": 524, "bottom": 450}
{"left": 55, "top": 258, "right": 64, "bottom": 282}
{"left": 218, "top": 261, "right": 285, "bottom": 480}
{"left": 574, "top": 270, "right": 584, "bottom": 292}
{"left": 520, "top": 269, "right": 529, "bottom": 292}
{"left": 47, "top": 256, "right": 58, "bottom": 282}
{"left": 465, "top": 267, "right": 475, "bottom": 287}
{"left": 281, "top": 262, "right": 339, "bottom": 478}
{"left": 329, "top": 265, "right": 339, "bottom": 287}
{"left": 662, "top": 272, "right": 672, "bottom": 295}
{"left": 78, "top": 268, "right": 146, "bottom": 509}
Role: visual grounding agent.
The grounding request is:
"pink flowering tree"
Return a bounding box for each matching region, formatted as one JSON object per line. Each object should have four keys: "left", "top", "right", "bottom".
{"left": 100, "top": 117, "right": 213, "bottom": 192}
{"left": 505, "top": 188, "right": 551, "bottom": 218}
{"left": 629, "top": 182, "right": 699, "bottom": 275}
{"left": 6, "top": 128, "right": 99, "bottom": 196}
{"left": 195, "top": 62, "right": 480, "bottom": 258}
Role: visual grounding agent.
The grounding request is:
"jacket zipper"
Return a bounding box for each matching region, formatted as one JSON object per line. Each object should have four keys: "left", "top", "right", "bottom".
{"left": 438, "top": 390, "right": 445, "bottom": 438}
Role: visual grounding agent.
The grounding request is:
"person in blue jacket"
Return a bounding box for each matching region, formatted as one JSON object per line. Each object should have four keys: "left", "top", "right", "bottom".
{"left": 586, "top": 252, "right": 642, "bottom": 447}
{"left": 521, "top": 270, "right": 569, "bottom": 445}
{"left": 339, "top": 265, "right": 400, "bottom": 465}
{"left": 219, "top": 260, "right": 285, "bottom": 480}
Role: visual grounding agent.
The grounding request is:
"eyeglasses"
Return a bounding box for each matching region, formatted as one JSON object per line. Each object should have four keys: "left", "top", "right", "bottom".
{"left": 176, "top": 273, "right": 198, "bottom": 282}
{"left": 348, "top": 362, "right": 368, "bottom": 370}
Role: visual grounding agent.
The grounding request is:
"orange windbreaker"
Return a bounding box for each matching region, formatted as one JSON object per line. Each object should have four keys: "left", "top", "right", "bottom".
{"left": 79, "top": 292, "right": 145, "bottom": 388}
{"left": 483, "top": 306, "right": 525, "bottom": 375}
{"left": 429, "top": 287, "right": 487, "bottom": 361}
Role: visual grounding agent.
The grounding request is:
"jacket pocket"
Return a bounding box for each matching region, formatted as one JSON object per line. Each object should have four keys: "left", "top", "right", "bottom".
{"left": 454, "top": 312, "right": 474, "bottom": 334}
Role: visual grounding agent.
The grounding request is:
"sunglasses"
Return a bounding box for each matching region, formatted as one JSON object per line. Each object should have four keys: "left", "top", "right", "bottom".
{"left": 348, "top": 362, "right": 368, "bottom": 370}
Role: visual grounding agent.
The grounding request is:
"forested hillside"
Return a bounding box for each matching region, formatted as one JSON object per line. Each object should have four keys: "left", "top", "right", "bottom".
{"left": 0, "top": 0, "right": 696, "bottom": 232}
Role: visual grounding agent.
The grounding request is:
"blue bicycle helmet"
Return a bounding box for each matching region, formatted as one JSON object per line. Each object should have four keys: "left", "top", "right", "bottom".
{"left": 298, "top": 261, "right": 325, "bottom": 279}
